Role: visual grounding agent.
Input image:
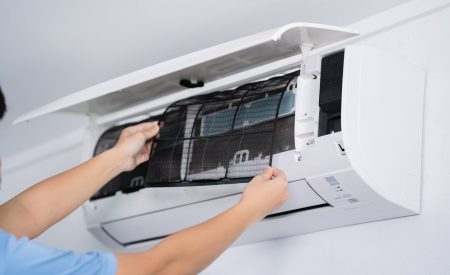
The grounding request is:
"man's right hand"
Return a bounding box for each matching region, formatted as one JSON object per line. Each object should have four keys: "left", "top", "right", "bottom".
{"left": 238, "top": 166, "right": 289, "bottom": 223}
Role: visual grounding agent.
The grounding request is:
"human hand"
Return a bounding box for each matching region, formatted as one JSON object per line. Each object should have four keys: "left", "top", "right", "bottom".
{"left": 113, "top": 122, "right": 160, "bottom": 172}
{"left": 238, "top": 166, "right": 289, "bottom": 223}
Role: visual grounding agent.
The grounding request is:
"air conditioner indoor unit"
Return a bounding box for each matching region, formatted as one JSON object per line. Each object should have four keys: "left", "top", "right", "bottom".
{"left": 15, "top": 23, "right": 426, "bottom": 251}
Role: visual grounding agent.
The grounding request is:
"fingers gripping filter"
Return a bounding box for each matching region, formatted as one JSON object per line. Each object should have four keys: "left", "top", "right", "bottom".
{"left": 90, "top": 117, "right": 159, "bottom": 200}
{"left": 147, "top": 71, "right": 299, "bottom": 186}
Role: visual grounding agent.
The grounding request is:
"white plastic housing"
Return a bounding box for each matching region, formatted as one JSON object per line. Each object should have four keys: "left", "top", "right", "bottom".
{"left": 83, "top": 45, "right": 424, "bottom": 251}
{"left": 14, "top": 23, "right": 425, "bottom": 252}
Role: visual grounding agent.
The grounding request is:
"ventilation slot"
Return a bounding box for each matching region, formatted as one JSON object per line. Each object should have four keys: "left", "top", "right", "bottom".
{"left": 318, "top": 51, "right": 345, "bottom": 136}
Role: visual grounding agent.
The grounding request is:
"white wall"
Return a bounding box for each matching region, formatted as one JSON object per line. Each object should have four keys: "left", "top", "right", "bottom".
{"left": 1, "top": 0, "right": 450, "bottom": 274}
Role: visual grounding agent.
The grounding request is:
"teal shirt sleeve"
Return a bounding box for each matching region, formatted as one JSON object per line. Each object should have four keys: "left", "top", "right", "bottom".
{"left": 0, "top": 229, "right": 117, "bottom": 275}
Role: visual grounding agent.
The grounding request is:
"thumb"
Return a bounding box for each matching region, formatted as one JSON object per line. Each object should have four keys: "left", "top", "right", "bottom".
{"left": 142, "top": 125, "right": 160, "bottom": 140}
{"left": 272, "top": 168, "right": 287, "bottom": 182}
{"left": 261, "top": 166, "right": 273, "bottom": 180}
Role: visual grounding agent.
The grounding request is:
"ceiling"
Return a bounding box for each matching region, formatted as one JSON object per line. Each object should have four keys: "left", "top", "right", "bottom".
{"left": 0, "top": 0, "right": 411, "bottom": 157}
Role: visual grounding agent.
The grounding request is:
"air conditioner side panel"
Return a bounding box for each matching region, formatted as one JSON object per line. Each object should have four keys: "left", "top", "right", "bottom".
{"left": 341, "top": 45, "right": 425, "bottom": 213}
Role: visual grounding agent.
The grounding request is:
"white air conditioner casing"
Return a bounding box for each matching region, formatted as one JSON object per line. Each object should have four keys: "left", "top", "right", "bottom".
{"left": 15, "top": 23, "right": 425, "bottom": 252}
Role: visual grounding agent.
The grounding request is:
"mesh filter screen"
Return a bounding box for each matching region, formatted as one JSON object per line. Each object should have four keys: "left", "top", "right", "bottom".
{"left": 147, "top": 71, "right": 299, "bottom": 186}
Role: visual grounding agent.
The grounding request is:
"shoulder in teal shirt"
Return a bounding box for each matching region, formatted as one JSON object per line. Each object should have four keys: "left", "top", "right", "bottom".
{"left": 0, "top": 229, "right": 117, "bottom": 275}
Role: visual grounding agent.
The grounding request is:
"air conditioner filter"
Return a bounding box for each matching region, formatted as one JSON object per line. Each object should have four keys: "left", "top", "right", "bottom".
{"left": 147, "top": 71, "right": 298, "bottom": 186}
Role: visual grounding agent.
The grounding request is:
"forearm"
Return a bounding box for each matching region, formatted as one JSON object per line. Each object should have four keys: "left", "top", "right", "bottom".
{"left": 156, "top": 202, "right": 257, "bottom": 274}
{"left": 0, "top": 148, "right": 124, "bottom": 238}
{"left": 0, "top": 122, "right": 158, "bottom": 239}
{"left": 117, "top": 202, "right": 258, "bottom": 275}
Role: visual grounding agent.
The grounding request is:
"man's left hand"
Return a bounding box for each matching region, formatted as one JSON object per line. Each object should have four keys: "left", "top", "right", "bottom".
{"left": 113, "top": 122, "right": 160, "bottom": 172}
